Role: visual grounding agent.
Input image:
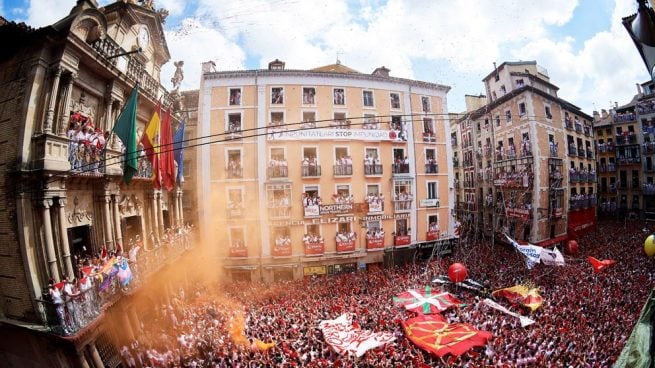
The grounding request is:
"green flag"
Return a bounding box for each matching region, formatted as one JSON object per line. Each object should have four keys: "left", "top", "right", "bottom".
{"left": 112, "top": 85, "right": 139, "bottom": 183}
{"left": 615, "top": 288, "right": 654, "bottom": 368}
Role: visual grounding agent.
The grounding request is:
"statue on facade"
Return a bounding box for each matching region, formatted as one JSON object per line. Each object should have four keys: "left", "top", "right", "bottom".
{"left": 171, "top": 60, "right": 184, "bottom": 92}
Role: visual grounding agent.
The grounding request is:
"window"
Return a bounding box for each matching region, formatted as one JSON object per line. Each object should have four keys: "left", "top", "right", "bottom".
{"left": 333, "top": 88, "right": 345, "bottom": 105}
{"left": 506, "top": 110, "right": 512, "bottom": 122}
{"left": 227, "top": 113, "right": 242, "bottom": 133}
{"left": 516, "top": 79, "right": 524, "bottom": 87}
{"left": 421, "top": 96, "right": 431, "bottom": 112}
{"left": 494, "top": 74, "right": 500, "bottom": 82}
{"left": 427, "top": 181, "right": 438, "bottom": 199}
{"left": 270, "top": 111, "right": 284, "bottom": 127}
{"left": 500, "top": 85, "right": 506, "bottom": 95}
{"left": 395, "top": 219, "right": 409, "bottom": 236}
{"left": 363, "top": 90, "right": 375, "bottom": 107}
{"left": 226, "top": 149, "right": 242, "bottom": 178}
{"left": 271, "top": 87, "right": 284, "bottom": 104}
{"left": 334, "top": 147, "right": 350, "bottom": 162}
{"left": 302, "top": 111, "right": 316, "bottom": 128}
{"left": 229, "top": 228, "right": 245, "bottom": 248}
{"left": 335, "top": 184, "right": 351, "bottom": 203}
{"left": 519, "top": 102, "right": 526, "bottom": 116}
{"left": 333, "top": 112, "right": 349, "bottom": 129}
{"left": 495, "top": 115, "right": 501, "bottom": 127}
{"left": 363, "top": 114, "right": 378, "bottom": 129}
{"left": 227, "top": 188, "right": 244, "bottom": 208}
{"left": 302, "top": 87, "right": 316, "bottom": 105}
{"left": 390, "top": 92, "right": 401, "bottom": 109}
{"left": 545, "top": 105, "right": 552, "bottom": 119}
{"left": 229, "top": 88, "right": 242, "bottom": 106}
{"left": 306, "top": 224, "right": 321, "bottom": 237}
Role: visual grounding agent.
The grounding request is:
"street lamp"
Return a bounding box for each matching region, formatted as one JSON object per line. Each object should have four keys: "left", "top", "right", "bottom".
{"left": 624, "top": 0, "right": 655, "bottom": 82}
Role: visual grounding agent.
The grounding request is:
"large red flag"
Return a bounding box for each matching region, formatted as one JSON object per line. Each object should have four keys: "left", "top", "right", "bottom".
{"left": 159, "top": 107, "right": 176, "bottom": 191}
{"left": 402, "top": 314, "right": 492, "bottom": 358}
{"left": 588, "top": 256, "right": 616, "bottom": 273}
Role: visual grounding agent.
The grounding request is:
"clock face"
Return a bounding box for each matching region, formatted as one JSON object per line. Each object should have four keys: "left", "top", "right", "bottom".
{"left": 137, "top": 26, "right": 149, "bottom": 48}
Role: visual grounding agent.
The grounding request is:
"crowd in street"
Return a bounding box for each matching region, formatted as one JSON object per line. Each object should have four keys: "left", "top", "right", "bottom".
{"left": 121, "top": 220, "right": 653, "bottom": 367}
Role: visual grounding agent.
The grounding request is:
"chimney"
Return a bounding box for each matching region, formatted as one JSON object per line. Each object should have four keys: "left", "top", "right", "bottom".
{"left": 601, "top": 109, "right": 608, "bottom": 118}
{"left": 593, "top": 110, "right": 600, "bottom": 121}
{"left": 268, "top": 59, "right": 285, "bottom": 71}
{"left": 614, "top": 101, "right": 618, "bottom": 108}
{"left": 372, "top": 66, "right": 390, "bottom": 77}
{"left": 201, "top": 61, "right": 216, "bottom": 73}
{"left": 637, "top": 83, "right": 643, "bottom": 97}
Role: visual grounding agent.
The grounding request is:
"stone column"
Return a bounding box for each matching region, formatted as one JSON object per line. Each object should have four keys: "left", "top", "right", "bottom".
{"left": 151, "top": 193, "right": 160, "bottom": 245}
{"left": 173, "top": 190, "right": 180, "bottom": 227}
{"left": 102, "top": 195, "right": 114, "bottom": 251}
{"left": 157, "top": 191, "right": 165, "bottom": 236}
{"left": 88, "top": 343, "right": 104, "bottom": 368}
{"left": 128, "top": 305, "right": 141, "bottom": 334}
{"left": 42, "top": 199, "right": 60, "bottom": 281}
{"left": 44, "top": 67, "right": 63, "bottom": 134}
{"left": 77, "top": 350, "right": 90, "bottom": 368}
{"left": 103, "top": 95, "right": 114, "bottom": 134}
{"left": 57, "top": 72, "right": 77, "bottom": 137}
{"left": 57, "top": 198, "right": 74, "bottom": 279}
{"left": 112, "top": 195, "right": 123, "bottom": 250}
{"left": 119, "top": 307, "right": 135, "bottom": 342}
{"left": 178, "top": 190, "right": 184, "bottom": 226}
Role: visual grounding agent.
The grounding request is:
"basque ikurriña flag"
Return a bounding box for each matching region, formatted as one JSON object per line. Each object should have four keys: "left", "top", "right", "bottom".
{"left": 393, "top": 286, "right": 461, "bottom": 314}
{"left": 402, "top": 314, "right": 492, "bottom": 358}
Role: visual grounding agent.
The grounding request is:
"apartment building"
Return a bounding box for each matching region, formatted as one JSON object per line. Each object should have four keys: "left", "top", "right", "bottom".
{"left": 454, "top": 61, "right": 596, "bottom": 246}
{"left": 594, "top": 81, "right": 655, "bottom": 219}
{"left": 197, "top": 60, "right": 455, "bottom": 282}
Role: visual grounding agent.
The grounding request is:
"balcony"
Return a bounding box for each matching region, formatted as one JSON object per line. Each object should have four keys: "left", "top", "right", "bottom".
{"left": 392, "top": 163, "right": 410, "bottom": 175}
{"left": 394, "top": 235, "right": 411, "bottom": 246}
{"left": 423, "top": 132, "right": 436, "bottom": 143}
{"left": 267, "top": 164, "right": 288, "bottom": 179}
{"left": 597, "top": 143, "right": 615, "bottom": 153}
{"left": 565, "top": 120, "right": 574, "bottom": 130}
{"left": 301, "top": 165, "right": 321, "bottom": 178}
{"left": 599, "top": 163, "right": 616, "bottom": 173}
{"left": 457, "top": 201, "right": 477, "bottom": 211}
{"left": 426, "top": 230, "right": 440, "bottom": 241}
{"left": 335, "top": 236, "right": 356, "bottom": 253}
{"left": 36, "top": 234, "right": 193, "bottom": 336}
{"left": 645, "top": 163, "right": 655, "bottom": 173}
{"left": 616, "top": 156, "right": 641, "bottom": 165}
{"left": 613, "top": 112, "right": 636, "bottom": 123}
{"left": 577, "top": 147, "right": 585, "bottom": 157}
{"left": 569, "top": 196, "right": 595, "bottom": 210}
{"left": 393, "top": 199, "right": 413, "bottom": 212}
{"left": 226, "top": 166, "right": 243, "bottom": 179}
{"left": 364, "top": 163, "right": 383, "bottom": 176}
{"left": 454, "top": 179, "right": 460, "bottom": 189}
{"left": 463, "top": 159, "right": 474, "bottom": 168}
{"left": 616, "top": 134, "right": 637, "bottom": 145}
{"left": 333, "top": 164, "right": 353, "bottom": 176}
{"left": 644, "top": 184, "right": 655, "bottom": 195}
{"left": 484, "top": 146, "right": 492, "bottom": 158}
{"left": 549, "top": 146, "right": 559, "bottom": 157}
{"left": 583, "top": 127, "right": 591, "bottom": 136}
{"left": 574, "top": 124, "right": 582, "bottom": 133}
{"left": 452, "top": 158, "right": 459, "bottom": 168}
{"left": 425, "top": 163, "right": 439, "bottom": 174}
{"left": 520, "top": 144, "right": 533, "bottom": 157}
{"left": 586, "top": 149, "right": 594, "bottom": 159}
{"left": 568, "top": 145, "right": 577, "bottom": 156}
{"left": 643, "top": 142, "right": 655, "bottom": 155}
{"left": 451, "top": 137, "right": 458, "bottom": 147}
{"left": 268, "top": 195, "right": 291, "bottom": 218}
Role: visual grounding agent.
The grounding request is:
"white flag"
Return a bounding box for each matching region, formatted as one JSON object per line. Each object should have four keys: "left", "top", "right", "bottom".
{"left": 540, "top": 247, "right": 565, "bottom": 266}
{"left": 482, "top": 298, "right": 536, "bottom": 327}
{"left": 319, "top": 313, "right": 395, "bottom": 357}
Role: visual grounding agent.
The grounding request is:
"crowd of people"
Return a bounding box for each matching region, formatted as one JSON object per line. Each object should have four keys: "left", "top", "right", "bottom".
{"left": 365, "top": 193, "right": 385, "bottom": 212}
{"left": 118, "top": 219, "right": 653, "bottom": 367}
{"left": 67, "top": 118, "right": 109, "bottom": 173}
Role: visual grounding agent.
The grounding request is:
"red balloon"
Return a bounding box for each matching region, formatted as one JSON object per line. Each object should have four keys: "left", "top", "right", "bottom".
{"left": 448, "top": 263, "right": 468, "bottom": 283}
{"left": 566, "top": 240, "right": 579, "bottom": 255}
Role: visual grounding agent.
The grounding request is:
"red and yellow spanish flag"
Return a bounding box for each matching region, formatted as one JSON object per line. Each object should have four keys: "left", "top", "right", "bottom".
{"left": 492, "top": 285, "right": 543, "bottom": 312}
{"left": 140, "top": 102, "right": 160, "bottom": 163}
{"left": 402, "top": 314, "right": 492, "bottom": 358}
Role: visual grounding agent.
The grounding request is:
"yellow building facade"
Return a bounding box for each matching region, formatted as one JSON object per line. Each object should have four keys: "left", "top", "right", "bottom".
{"left": 197, "top": 61, "right": 455, "bottom": 282}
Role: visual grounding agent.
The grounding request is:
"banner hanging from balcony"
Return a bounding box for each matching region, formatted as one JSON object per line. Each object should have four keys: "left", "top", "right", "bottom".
{"left": 272, "top": 238, "right": 292, "bottom": 257}
{"left": 229, "top": 243, "right": 247, "bottom": 258}
{"left": 304, "top": 240, "right": 324, "bottom": 256}
{"left": 267, "top": 128, "right": 407, "bottom": 142}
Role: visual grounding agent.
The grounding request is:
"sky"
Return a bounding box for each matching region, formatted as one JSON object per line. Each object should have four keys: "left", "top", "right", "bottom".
{"left": 0, "top": 0, "right": 648, "bottom": 114}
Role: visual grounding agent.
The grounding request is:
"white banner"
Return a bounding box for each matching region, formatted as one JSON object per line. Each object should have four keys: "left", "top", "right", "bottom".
{"left": 505, "top": 234, "right": 541, "bottom": 269}
{"left": 267, "top": 128, "right": 407, "bottom": 142}
{"left": 540, "top": 247, "right": 565, "bottom": 266}
{"left": 482, "top": 298, "right": 536, "bottom": 328}
{"left": 319, "top": 313, "right": 396, "bottom": 357}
